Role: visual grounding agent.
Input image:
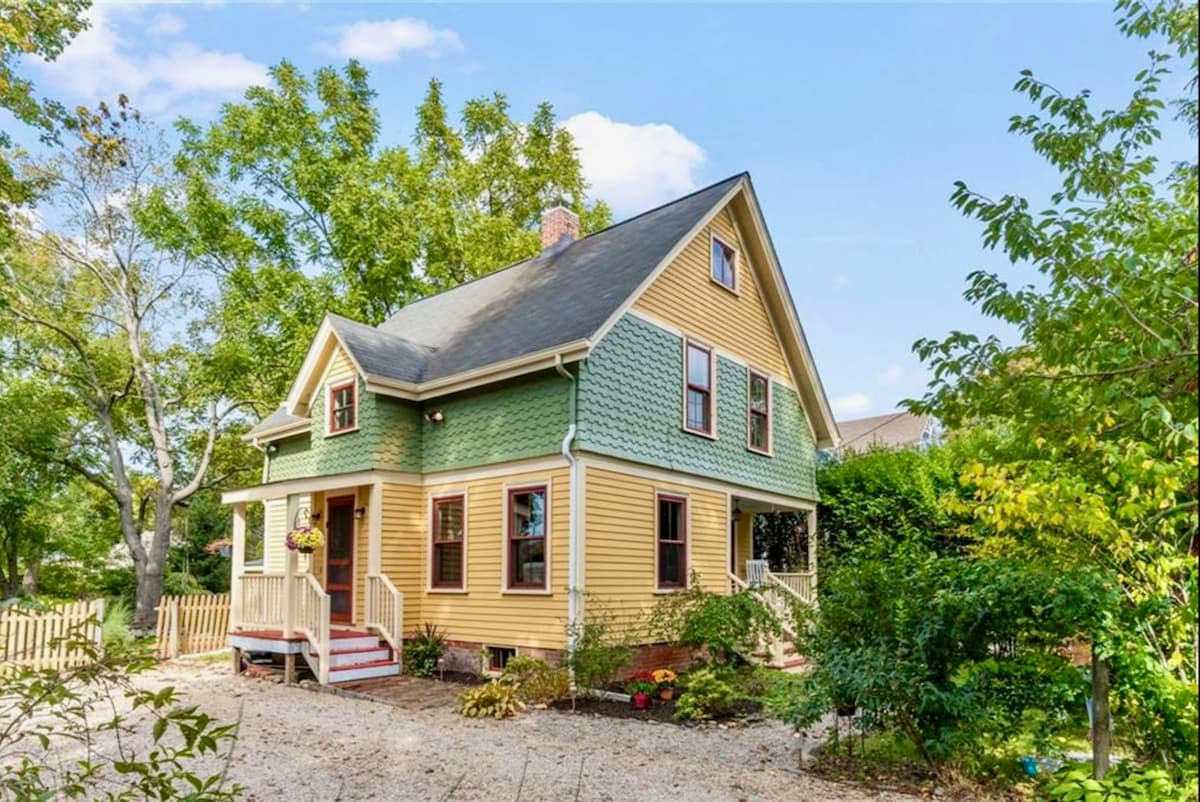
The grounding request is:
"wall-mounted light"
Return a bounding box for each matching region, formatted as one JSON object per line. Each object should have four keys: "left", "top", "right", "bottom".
{"left": 424, "top": 408, "right": 446, "bottom": 424}
{"left": 731, "top": 501, "right": 742, "bottom": 524}
{"left": 354, "top": 507, "right": 366, "bottom": 520}
{"left": 266, "top": 443, "right": 279, "bottom": 454}
{"left": 310, "top": 511, "right": 321, "bottom": 522}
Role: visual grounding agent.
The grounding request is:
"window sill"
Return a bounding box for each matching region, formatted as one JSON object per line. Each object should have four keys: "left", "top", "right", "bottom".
{"left": 427, "top": 587, "right": 468, "bottom": 594}
{"left": 324, "top": 425, "right": 359, "bottom": 438}
{"left": 746, "top": 446, "right": 773, "bottom": 457}
{"left": 709, "top": 276, "right": 740, "bottom": 297}
{"left": 682, "top": 426, "right": 718, "bottom": 441}
{"left": 501, "top": 588, "right": 553, "bottom": 596}
{"left": 653, "top": 586, "right": 690, "bottom": 595}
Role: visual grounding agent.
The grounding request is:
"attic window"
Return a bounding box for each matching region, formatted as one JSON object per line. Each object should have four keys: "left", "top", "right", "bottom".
{"left": 327, "top": 380, "right": 357, "bottom": 435}
{"left": 711, "top": 235, "right": 737, "bottom": 291}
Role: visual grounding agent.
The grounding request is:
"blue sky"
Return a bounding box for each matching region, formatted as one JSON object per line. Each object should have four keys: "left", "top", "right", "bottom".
{"left": 19, "top": 1, "right": 1195, "bottom": 420}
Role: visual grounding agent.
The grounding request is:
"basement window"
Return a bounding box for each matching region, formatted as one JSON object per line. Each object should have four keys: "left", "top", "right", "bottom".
{"left": 487, "top": 646, "right": 516, "bottom": 672}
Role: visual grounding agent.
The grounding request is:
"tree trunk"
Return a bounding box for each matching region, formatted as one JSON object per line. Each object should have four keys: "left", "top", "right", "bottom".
{"left": 21, "top": 562, "right": 37, "bottom": 596}
{"left": 133, "top": 505, "right": 173, "bottom": 632}
{"left": 1092, "top": 650, "right": 1111, "bottom": 780}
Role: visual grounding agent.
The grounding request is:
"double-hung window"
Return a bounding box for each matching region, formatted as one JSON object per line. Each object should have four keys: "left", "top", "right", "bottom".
{"left": 327, "top": 381, "right": 357, "bottom": 434}
{"left": 711, "top": 236, "right": 737, "bottom": 291}
{"left": 431, "top": 495, "right": 465, "bottom": 589}
{"left": 684, "top": 342, "right": 714, "bottom": 435}
{"left": 747, "top": 370, "right": 770, "bottom": 454}
{"left": 657, "top": 494, "right": 687, "bottom": 589}
{"left": 507, "top": 486, "right": 548, "bottom": 590}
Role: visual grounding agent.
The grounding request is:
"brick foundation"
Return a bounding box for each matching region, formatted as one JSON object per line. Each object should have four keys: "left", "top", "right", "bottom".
{"left": 618, "top": 643, "right": 707, "bottom": 680}
{"left": 436, "top": 639, "right": 564, "bottom": 674}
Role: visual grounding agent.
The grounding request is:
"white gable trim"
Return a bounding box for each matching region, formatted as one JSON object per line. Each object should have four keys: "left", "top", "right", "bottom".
{"left": 284, "top": 317, "right": 369, "bottom": 416}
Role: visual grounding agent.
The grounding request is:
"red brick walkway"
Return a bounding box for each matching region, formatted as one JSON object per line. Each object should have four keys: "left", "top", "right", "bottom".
{"left": 331, "top": 675, "right": 464, "bottom": 709}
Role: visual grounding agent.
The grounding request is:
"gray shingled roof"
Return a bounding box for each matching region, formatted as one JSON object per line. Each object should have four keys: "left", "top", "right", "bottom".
{"left": 377, "top": 174, "right": 744, "bottom": 382}
{"left": 251, "top": 405, "right": 309, "bottom": 435}
{"left": 248, "top": 175, "right": 744, "bottom": 438}
{"left": 834, "top": 412, "right": 935, "bottom": 455}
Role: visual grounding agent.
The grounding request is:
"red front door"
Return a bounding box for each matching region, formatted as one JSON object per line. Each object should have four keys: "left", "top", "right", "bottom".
{"left": 326, "top": 496, "right": 355, "bottom": 623}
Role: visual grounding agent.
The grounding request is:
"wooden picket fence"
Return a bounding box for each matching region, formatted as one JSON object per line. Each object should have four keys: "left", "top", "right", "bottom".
{"left": 0, "top": 599, "right": 105, "bottom": 671}
{"left": 154, "top": 593, "right": 230, "bottom": 659}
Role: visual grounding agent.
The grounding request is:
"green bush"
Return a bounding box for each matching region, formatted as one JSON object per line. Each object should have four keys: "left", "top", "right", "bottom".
{"left": 674, "top": 667, "right": 736, "bottom": 721}
{"left": 100, "top": 597, "right": 135, "bottom": 653}
{"left": 500, "top": 656, "right": 570, "bottom": 705}
{"left": 458, "top": 680, "right": 526, "bottom": 719}
{"left": 565, "top": 606, "right": 632, "bottom": 691}
{"left": 781, "top": 542, "right": 1116, "bottom": 764}
{"left": 1047, "top": 763, "right": 1198, "bottom": 802}
{"left": 649, "top": 574, "right": 780, "bottom": 664}
{"left": 405, "top": 623, "right": 446, "bottom": 678}
{"left": 163, "top": 571, "right": 206, "bottom": 597}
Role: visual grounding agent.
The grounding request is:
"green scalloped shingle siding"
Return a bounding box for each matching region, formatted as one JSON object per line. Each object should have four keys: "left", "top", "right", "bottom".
{"left": 420, "top": 372, "right": 570, "bottom": 473}
{"left": 577, "top": 314, "right": 818, "bottom": 500}
{"left": 265, "top": 372, "right": 571, "bottom": 482}
{"left": 266, "top": 380, "right": 422, "bottom": 482}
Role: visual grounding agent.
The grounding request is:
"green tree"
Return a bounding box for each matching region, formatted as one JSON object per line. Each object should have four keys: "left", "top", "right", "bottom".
{"left": 911, "top": 0, "right": 1198, "bottom": 776}
{"left": 157, "top": 62, "right": 611, "bottom": 403}
{"left": 0, "top": 0, "right": 89, "bottom": 245}
{"left": 2, "top": 101, "right": 254, "bottom": 629}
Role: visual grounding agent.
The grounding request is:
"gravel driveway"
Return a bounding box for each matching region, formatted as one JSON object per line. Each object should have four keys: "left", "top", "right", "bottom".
{"left": 138, "top": 660, "right": 917, "bottom": 802}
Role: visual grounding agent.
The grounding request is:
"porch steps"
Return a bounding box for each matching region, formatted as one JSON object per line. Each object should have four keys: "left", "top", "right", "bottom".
{"left": 308, "top": 633, "right": 400, "bottom": 683}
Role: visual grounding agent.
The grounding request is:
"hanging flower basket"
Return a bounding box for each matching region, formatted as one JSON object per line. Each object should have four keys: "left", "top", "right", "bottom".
{"left": 286, "top": 525, "right": 324, "bottom": 554}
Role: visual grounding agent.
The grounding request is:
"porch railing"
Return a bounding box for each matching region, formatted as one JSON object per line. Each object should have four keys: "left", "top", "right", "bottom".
{"left": 238, "top": 574, "right": 286, "bottom": 630}
{"left": 365, "top": 573, "right": 404, "bottom": 670}
{"left": 727, "top": 571, "right": 796, "bottom": 667}
{"left": 765, "top": 571, "right": 816, "bottom": 605}
{"left": 295, "top": 573, "right": 330, "bottom": 685}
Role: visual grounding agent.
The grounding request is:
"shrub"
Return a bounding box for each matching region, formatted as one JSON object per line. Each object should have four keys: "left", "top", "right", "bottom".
{"left": 649, "top": 574, "right": 780, "bottom": 664}
{"left": 163, "top": 571, "right": 206, "bottom": 597}
{"left": 674, "top": 667, "right": 736, "bottom": 721}
{"left": 1047, "top": 763, "right": 1198, "bottom": 802}
{"left": 565, "top": 605, "right": 632, "bottom": 692}
{"left": 458, "top": 680, "right": 526, "bottom": 719}
{"left": 500, "top": 656, "right": 570, "bottom": 705}
{"left": 405, "top": 623, "right": 446, "bottom": 678}
{"left": 100, "top": 596, "right": 135, "bottom": 653}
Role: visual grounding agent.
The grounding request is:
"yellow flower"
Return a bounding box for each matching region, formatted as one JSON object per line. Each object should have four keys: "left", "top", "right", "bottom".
{"left": 652, "top": 669, "right": 677, "bottom": 685}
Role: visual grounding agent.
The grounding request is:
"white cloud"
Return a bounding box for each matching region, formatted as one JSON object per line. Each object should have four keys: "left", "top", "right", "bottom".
{"left": 833, "top": 393, "right": 872, "bottom": 416}
{"left": 147, "top": 13, "right": 185, "bottom": 36}
{"left": 318, "top": 18, "right": 463, "bottom": 62}
{"left": 877, "top": 364, "right": 903, "bottom": 386}
{"left": 564, "top": 111, "right": 706, "bottom": 213}
{"left": 38, "top": 6, "right": 267, "bottom": 112}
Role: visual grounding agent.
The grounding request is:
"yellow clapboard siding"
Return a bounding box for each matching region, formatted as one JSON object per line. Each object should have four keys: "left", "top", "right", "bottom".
{"left": 377, "top": 467, "right": 571, "bottom": 650}
{"left": 583, "top": 466, "right": 728, "bottom": 643}
{"left": 324, "top": 345, "right": 357, "bottom": 384}
{"left": 634, "top": 206, "right": 790, "bottom": 378}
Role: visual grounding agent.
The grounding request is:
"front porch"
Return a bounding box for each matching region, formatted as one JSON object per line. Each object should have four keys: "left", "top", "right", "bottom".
{"left": 224, "top": 475, "right": 405, "bottom": 685}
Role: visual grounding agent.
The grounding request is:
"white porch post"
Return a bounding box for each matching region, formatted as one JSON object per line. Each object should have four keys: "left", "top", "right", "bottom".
{"left": 283, "top": 545, "right": 297, "bottom": 638}
{"left": 807, "top": 507, "right": 818, "bottom": 594}
{"left": 229, "top": 502, "right": 247, "bottom": 631}
{"left": 366, "top": 481, "right": 383, "bottom": 625}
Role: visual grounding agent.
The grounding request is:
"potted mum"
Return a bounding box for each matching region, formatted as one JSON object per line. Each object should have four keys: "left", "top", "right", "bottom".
{"left": 286, "top": 524, "right": 325, "bottom": 554}
{"left": 626, "top": 672, "right": 656, "bottom": 710}
{"left": 652, "top": 668, "right": 678, "bottom": 701}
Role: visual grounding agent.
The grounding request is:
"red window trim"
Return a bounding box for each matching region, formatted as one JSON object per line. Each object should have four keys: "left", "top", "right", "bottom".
{"left": 710, "top": 234, "right": 738, "bottom": 292}
{"left": 656, "top": 493, "right": 688, "bottom": 590}
{"left": 327, "top": 380, "right": 357, "bottom": 435}
{"left": 506, "top": 484, "right": 549, "bottom": 591}
{"left": 747, "top": 369, "right": 771, "bottom": 455}
{"left": 684, "top": 341, "right": 714, "bottom": 436}
{"left": 430, "top": 495, "right": 466, "bottom": 590}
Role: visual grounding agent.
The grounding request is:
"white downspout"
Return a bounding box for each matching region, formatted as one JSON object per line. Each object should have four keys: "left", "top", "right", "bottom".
{"left": 554, "top": 355, "right": 581, "bottom": 678}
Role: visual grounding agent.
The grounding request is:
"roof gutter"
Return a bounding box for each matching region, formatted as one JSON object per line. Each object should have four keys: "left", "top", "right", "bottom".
{"left": 554, "top": 354, "right": 582, "bottom": 688}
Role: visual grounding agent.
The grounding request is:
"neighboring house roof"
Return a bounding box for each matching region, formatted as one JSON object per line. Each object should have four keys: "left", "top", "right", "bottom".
{"left": 833, "top": 411, "right": 938, "bottom": 455}
{"left": 251, "top": 173, "right": 839, "bottom": 447}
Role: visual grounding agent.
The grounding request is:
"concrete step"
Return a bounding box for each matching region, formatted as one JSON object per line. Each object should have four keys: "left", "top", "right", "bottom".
{"left": 325, "top": 631, "right": 381, "bottom": 651}
{"left": 328, "top": 659, "right": 401, "bottom": 683}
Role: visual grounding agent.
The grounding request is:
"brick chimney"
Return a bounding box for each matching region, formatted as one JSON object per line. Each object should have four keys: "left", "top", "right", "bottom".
{"left": 540, "top": 205, "right": 580, "bottom": 250}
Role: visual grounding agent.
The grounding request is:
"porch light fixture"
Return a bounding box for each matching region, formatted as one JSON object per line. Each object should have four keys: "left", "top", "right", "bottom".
{"left": 424, "top": 408, "right": 445, "bottom": 424}
{"left": 354, "top": 506, "right": 366, "bottom": 520}
{"left": 731, "top": 501, "right": 742, "bottom": 524}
